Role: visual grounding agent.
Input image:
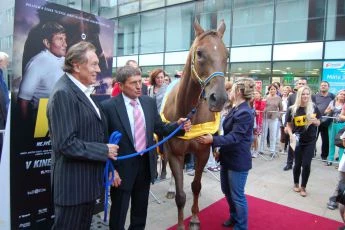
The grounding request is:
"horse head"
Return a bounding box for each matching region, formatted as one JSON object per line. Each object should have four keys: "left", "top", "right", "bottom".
{"left": 189, "top": 19, "right": 228, "bottom": 112}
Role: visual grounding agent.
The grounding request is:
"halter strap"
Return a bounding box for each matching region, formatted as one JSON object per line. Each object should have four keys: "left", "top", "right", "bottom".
{"left": 190, "top": 47, "right": 225, "bottom": 98}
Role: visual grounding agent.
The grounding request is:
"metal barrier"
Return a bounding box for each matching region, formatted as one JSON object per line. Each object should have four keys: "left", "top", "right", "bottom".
{"left": 255, "top": 110, "right": 345, "bottom": 163}
{"left": 256, "top": 110, "right": 285, "bottom": 161}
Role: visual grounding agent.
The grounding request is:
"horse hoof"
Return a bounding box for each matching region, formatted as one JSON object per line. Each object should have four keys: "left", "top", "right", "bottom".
{"left": 177, "top": 225, "right": 185, "bottom": 230}
{"left": 160, "top": 172, "right": 167, "bottom": 180}
{"left": 166, "top": 191, "right": 175, "bottom": 199}
{"left": 189, "top": 221, "right": 200, "bottom": 230}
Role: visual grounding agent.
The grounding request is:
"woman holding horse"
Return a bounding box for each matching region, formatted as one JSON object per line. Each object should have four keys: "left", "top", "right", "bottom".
{"left": 196, "top": 78, "right": 255, "bottom": 230}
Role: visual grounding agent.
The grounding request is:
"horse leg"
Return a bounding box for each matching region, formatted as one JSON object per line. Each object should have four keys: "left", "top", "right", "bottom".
{"left": 160, "top": 153, "right": 168, "bottom": 180}
{"left": 189, "top": 150, "right": 209, "bottom": 230}
{"left": 169, "top": 154, "right": 186, "bottom": 230}
{"left": 166, "top": 176, "right": 175, "bottom": 199}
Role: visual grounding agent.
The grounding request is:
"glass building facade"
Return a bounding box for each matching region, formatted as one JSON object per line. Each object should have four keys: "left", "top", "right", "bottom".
{"left": 1, "top": 0, "right": 345, "bottom": 91}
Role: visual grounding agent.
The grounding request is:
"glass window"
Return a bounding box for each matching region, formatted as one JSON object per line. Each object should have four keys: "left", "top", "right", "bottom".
{"left": 232, "top": 0, "right": 274, "bottom": 46}
{"left": 166, "top": 3, "right": 194, "bottom": 52}
{"left": 230, "top": 62, "right": 272, "bottom": 93}
{"left": 98, "top": 0, "right": 118, "bottom": 18}
{"left": 117, "top": 15, "right": 139, "bottom": 56}
{"left": 167, "top": 0, "right": 193, "bottom": 6}
{"left": 217, "top": 10, "right": 231, "bottom": 47}
{"left": 326, "top": 0, "right": 345, "bottom": 40}
{"left": 141, "top": 0, "right": 164, "bottom": 11}
{"left": 118, "top": 0, "right": 139, "bottom": 16}
{"left": 196, "top": 0, "right": 231, "bottom": 47}
{"left": 140, "top": 9, "right": 165, "bottom": 54}
{"left": 275, "top": 0, "right": 326, "bottom": 43}
{"left": 273, "top": 61, "right": 321, "bottom": 92}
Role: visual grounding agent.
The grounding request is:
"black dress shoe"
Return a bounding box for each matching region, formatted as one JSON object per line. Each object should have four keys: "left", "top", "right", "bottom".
{"left": 223, "top": 219, "right": 235, "bottom": 227}
{"left": 283, "top": 165, "right": 292, "bottom": 171}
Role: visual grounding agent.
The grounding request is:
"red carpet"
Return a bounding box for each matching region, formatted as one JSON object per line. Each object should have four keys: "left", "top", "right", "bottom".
{"left": 168, "top": 195, "right": 343, "bottom": 230}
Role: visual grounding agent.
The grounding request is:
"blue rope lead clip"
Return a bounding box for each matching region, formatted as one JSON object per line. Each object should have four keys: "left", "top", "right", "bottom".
{"left": 103, "top": 131, "right": 122, "bottom": 222}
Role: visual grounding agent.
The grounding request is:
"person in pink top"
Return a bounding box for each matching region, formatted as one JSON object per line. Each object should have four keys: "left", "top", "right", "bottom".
{"left": 252, "top": 90, "right": 266, "bottom": 157}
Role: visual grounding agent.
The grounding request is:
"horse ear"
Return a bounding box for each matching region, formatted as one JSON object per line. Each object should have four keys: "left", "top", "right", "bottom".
{"left": 217, "top": 20, "right": 226, "bottom": 38}
{"left": 194, "top": 18, "right": 204, "bottom": 37}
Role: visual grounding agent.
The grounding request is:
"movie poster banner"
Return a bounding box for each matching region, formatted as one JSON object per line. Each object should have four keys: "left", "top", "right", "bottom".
{"left": 10, "top": 0, "right": 114, "bottom": 228}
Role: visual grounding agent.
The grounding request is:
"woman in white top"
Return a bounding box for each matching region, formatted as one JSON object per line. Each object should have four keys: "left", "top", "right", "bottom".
{"left": 148, "top": 68, "right": 167, "bottom": 113}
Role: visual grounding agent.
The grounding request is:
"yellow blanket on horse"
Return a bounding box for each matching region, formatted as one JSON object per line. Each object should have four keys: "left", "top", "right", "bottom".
{"left": 160, "top": 80, "right": 220, "bottom": 140}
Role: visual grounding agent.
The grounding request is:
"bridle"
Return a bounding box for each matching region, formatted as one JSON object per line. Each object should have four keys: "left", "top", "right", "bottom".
{"left": 190, "top": 46, "right": 225, "bottom": 99}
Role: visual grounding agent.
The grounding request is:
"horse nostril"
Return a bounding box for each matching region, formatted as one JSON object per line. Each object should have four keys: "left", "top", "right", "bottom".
{"left": 210, "top": 93, "right": 217, "bottom": 102}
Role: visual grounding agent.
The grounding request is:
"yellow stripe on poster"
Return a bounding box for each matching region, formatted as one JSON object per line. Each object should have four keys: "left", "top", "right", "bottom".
{"left": 34, "top": 98, "right": 49, "bottom": 138}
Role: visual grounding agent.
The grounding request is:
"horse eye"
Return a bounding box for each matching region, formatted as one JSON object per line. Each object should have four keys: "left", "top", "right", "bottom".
{"left": 196, "top": 50, "right": 202, "bottom": 58}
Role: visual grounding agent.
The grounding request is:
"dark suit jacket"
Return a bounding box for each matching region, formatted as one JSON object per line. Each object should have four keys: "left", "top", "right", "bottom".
{"left": 213, "top": 101, "right": 254, "bottom": 172}
{"left": 47, "top": 74, "right": 109, "bottom": 206}
{"left": 141, "top": 83, "right": 148, "bottom": 95}
{"left": 101, "top": 94, "right": 183, "bottom": 191}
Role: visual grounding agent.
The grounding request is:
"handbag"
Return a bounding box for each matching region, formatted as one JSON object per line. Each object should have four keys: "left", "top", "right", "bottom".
{"left": 321, "top": 100, "right": 336, "bottom": 127}
{"left": 335, "top": 127, "right": 345, "bottom": 148}
{"left": 336, "top": 180, "right": 345, "bottom": 205}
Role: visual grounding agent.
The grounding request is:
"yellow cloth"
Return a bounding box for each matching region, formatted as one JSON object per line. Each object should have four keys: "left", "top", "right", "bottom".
{"left": 160, "top": 111, "right": 220, "bottom": 140}
{"left": 160, "top": 79, "right": 220, "bottom": 139}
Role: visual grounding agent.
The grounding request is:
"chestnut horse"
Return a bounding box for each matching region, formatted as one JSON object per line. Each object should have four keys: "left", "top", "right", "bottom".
{"left": 162, "top": 20, "right": 228, "bottom": 230}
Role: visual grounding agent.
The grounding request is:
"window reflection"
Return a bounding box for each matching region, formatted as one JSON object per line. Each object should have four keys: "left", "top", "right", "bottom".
{"left": 232, "top": 0, "right": 274, "bottom": 46}
{"left": 326, "top": 0, "right": 345, "bottom": 40}
{"left": 117, "top": 15, "right": 139, "bottom": 56}
{"left": 140, "top": 10, "right": 164, "bottom": 54}
{"left": 141, "top": 0, "right": 164, "bottom": 11}
{"left": 118, "top": 0, "right": 139, "bottom": 16}
{"left": 166, "top": 4, "right": 194, "bottom": 52}
{"left": 275, "top": 0, "right": 325, "bottom": 43}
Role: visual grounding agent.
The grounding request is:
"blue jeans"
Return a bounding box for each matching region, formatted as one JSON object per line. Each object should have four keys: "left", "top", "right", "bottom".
{"left": 220, "top": 167, "right": 249, "bottom": 230}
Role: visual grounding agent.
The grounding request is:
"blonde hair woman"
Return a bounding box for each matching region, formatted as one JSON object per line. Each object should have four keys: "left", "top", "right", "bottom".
{"left": 285, "top": 86, "right": 321, "bottom": 197}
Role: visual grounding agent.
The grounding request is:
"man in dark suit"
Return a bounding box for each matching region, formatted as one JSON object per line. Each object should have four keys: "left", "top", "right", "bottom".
{"left": 101, "top": 65, "right": 191, "bottom": 230}
{"left": 47, "top": 41, "right": 119, "bottom": 230}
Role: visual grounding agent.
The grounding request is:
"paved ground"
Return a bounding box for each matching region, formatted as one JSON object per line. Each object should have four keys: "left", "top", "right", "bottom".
{"left": 91, "top": 139, "right": 343, "bottom": 229}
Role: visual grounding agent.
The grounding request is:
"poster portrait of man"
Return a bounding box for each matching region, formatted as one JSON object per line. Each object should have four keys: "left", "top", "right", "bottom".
{"left": 9, "top": 0, "right": 115, "bottom": 228}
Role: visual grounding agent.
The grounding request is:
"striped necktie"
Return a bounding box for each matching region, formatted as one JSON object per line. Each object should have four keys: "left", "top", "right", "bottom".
{"left": 130, "top": 99, "right": 146, "bottom": 153}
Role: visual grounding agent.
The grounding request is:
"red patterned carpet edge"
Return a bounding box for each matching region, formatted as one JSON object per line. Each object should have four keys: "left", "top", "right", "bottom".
{"left": 167, "top": 195, "right": 343, "bottom": 230}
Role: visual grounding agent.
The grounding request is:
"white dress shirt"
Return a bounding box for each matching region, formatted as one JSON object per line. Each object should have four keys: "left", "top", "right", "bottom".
{"left": 67, "top": 73, "right": 100, "bottom": 118}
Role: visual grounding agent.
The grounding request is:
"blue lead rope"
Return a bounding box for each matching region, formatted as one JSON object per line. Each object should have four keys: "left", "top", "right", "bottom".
{"left": 103, "top": 132, "right": 122, "bottom": 222}
{"left": 103, "top": 108, "right": 196, "bottom": 222}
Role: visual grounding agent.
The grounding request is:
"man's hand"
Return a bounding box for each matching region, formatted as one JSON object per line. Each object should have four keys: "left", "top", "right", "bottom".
{"left": 107, "top": 144, "right": 119, "bottom": 160}
{"left": 111, "top": 170, "right": 122, "bottom": 187}
{"left": 177, "top": 118, "right": 192, "bottom": 132}
{"left": 195, "top": 134, "right": 213, "bottom": 144}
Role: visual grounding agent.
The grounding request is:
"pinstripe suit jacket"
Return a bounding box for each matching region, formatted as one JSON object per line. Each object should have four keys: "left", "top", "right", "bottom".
{"left": 101, "top": 94, "right": 184, "bottom": 191}
{"left": 47, "top": 74, "right": 109, "bottom": 206}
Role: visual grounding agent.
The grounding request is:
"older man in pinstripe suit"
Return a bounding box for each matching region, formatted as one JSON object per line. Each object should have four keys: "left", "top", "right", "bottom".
{"left": 47, "top": 41, "right": 118, "bottom": 230}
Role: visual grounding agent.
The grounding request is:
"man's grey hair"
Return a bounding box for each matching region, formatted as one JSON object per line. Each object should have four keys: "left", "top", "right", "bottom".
{"left": 63, "top": 41, "right": 96, "bottom": 74}
{"left": 116, "top": 65, "right": 141, "bottom": 84}
{"left": 0, "top": 52, "right": 9, "bottom": 61}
